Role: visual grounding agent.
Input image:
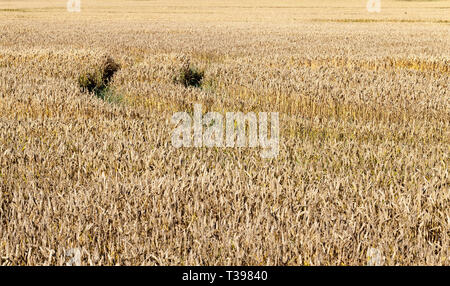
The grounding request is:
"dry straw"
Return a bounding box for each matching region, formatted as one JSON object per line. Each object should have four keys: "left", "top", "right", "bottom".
{"left": 0, "top": 0, "right": 448, "bottom": 266}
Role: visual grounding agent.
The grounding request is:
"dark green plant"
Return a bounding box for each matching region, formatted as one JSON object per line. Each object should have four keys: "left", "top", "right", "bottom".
{"left": 174, "top": 63, "right": 204, "bottom": 88}
{"left": 78, "top": 57, "right": 121, "bottom": 100}
{"left": 101, "top": 57, "right": 121, "bottom": 85}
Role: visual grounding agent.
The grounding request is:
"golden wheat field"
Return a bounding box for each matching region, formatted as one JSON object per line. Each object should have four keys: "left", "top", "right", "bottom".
{"left": 0, "top": 0, "right": 449, "bottom": 266}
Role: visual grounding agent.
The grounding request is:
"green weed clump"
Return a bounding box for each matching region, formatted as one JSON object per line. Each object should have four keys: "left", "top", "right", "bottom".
{"left": 78, "top": 57, "right": 121, "bottom": 100}
{"left": 174, "top": 62, "right": 204, "bottom": 88}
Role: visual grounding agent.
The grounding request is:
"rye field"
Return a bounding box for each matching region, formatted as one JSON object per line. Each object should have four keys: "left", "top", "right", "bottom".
{"left": 0, "top": 0, "right": 448, "bottom": 265}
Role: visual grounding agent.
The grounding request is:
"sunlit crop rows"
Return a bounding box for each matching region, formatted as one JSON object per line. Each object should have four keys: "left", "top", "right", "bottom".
{"left": 0, "top": 0, "right": 448, "bottom": 265}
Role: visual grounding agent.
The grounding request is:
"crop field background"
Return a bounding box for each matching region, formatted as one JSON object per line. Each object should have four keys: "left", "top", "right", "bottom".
{"left": 0, "top": 0, "right": 448, "bottom": 265}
